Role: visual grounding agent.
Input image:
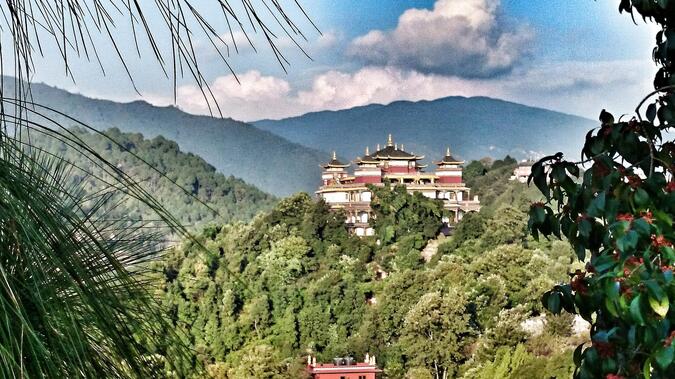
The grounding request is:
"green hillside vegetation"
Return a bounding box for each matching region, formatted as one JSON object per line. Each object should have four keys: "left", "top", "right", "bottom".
{"left": 32, "top": 127, "right": 276, "bottom": 228}
{"left": 5, "top": 80, "right": 328, "bottom": 196}
{"left": 154, "top": 164, "right": 584, "bottom": 378}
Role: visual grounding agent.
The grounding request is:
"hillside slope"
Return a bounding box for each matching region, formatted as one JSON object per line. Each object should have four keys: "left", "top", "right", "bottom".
{"left": 34, "top": 127, "right": 276, "bottom": 228}
{"left": 9, "top": 80, "right": 328, "bottom": 196}
{"left": 254, "top": 96, "right": 596, "bottom": 162}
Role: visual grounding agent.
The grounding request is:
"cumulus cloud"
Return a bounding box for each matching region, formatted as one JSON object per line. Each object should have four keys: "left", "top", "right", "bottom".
{"left": 348, "top": 0, "right": 534, "bottom": 78}
{"left": 166, "top": 60, "right": 652, "bottom": 121}
{"left": 173, "top": 70, "right": 295, "bottom": 121}
{"left": 316, "top": 30, "right": 340, "bottom": 49}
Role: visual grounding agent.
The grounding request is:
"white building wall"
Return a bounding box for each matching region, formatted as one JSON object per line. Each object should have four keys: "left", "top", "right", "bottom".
{"left": 322, "top": 192, "right": 348, "bottom": 203}
{"left": 388, "top": 160, "right": 409, "bottom": 167}
{"left": 421, "top": 191, "right": 436, "bottom": 199}
{"left": 355, "top": 169, "right": 381, "bottom": 177}
{"left": 436, "top": 171, "right": 462, "bottom": 178}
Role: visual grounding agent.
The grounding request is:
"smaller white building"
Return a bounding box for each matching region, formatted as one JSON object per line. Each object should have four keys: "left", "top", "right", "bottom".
{"left": 510, "top": 160, "right": 534, "bottom": 183}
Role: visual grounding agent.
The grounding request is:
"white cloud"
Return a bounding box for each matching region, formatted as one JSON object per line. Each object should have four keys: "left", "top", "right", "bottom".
{"left": 166, "top": 60, "right": 653, "bottom": 122}
{"left": 348, "top": 0, "right": 534, "bottom": 78}
{"left": 316, "top": 30, "right": 339, "bottom": 49}
{"left": 172, "top": 70, "right": 294, "bottom": 120}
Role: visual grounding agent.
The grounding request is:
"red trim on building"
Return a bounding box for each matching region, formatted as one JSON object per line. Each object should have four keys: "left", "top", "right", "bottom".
{"left": 383, "top": 167, "right": 418, "bottom": 174}
{"left": 437, "top": 176, "right": 462, "bottom": 184}
{"left": 308, "top": 363, "right": 381, "bottom": 379}
{"left": 355, "top": 176, "right": 382, "bottom": 184}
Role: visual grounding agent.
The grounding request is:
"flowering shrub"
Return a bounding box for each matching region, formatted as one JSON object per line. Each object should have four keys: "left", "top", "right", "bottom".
{"left": 528, "top": 2, "right": 675, "bottom": 378}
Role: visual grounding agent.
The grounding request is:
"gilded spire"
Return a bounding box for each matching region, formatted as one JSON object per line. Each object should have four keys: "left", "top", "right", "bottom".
{"left": 377, "top": 143, "right": 381, "bottom": 150}
{"left": 332, "top": 151, "right": 337, "bottom": 160}
{"left": 400, "top": 144, "right": 405, "bottom": 151}
{"left": 365, "top": 146, "right": 370, "bottom": 155}
{"left": 446, "top": 147, "right": 451, "bottom": 156}
{"left": 387, "top": 133, "right": 393, "bottom": 146}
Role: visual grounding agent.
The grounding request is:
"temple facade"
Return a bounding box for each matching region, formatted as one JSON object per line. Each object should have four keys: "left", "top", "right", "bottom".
{"left": 317, "top": 135, "right": 481, "bottom": 236}
{"left": 307, "top": 355, "right": 381, "bottom": 379}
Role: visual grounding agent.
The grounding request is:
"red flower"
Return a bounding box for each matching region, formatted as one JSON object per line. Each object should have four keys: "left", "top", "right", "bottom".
{"left": 624, "top": 256, "right": 643, "bottom": 268}
{"left": 665, "top": 331, "right": 675, "bottom": 347}
{"left": 606, "top": 374, "right": 625, "bottom": 379}
{"left": 616, "top": 213, "right": 634, "bottom": 223}
{"left": 641, "top": 211, "right": 654, "bottom": 224}
{"left": 571, "top": 270, "right": 588, "bottom": 294}
{"left": 627, "top": 175, "right": 642, "bottom": 189}
{"left": 667, "top": 181, "right": 675, "bottom": 193}
{"left": 652, "top": 234, "right": 673, "bottom": 248}
{"left": 617, "top": 166, "right": 627, "bottom": 176}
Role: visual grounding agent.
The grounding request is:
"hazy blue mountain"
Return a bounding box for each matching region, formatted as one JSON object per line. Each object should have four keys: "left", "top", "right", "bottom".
{"left": 8, "top": 80, "right": 328, "bottom": 196}
{"left": 253, "top": 96, "right": 596, "bottom": 163}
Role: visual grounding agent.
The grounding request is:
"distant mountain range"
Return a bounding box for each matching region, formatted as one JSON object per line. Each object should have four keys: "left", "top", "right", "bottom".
{"left": 253, "top": 96, "right": 596, "bottom": 163}
{"left": 9, "top": 81, "right": 597, "bottom": 197}
{"left": 5, "top": 80, "right": 328, "bottom": 196}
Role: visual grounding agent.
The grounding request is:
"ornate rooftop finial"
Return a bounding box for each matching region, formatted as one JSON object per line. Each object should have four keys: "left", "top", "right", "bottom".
{"left": 332, "top": 151, "right": 337, "bottom": 160}
{"left": 395, "top": 143, "right": 398, "bottom": 149}
{"left": 365, "top": 146, "right": 370, "bottom": 155}
{"left": 377, "top": 143, "right": 381, "bottom": 150}
{"left": 387, "top": 133, "right": 393, "bottom": 146}
{"left": 446, "top": 146, "right": 451, "bottom": 156}
{"left": 400, "top": 144, "right": 405, "bottom": 151}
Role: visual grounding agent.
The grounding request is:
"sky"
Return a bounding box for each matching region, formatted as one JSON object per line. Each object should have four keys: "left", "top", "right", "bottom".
{"left": 23, "top": 0, "right": 660, "bottom": 122}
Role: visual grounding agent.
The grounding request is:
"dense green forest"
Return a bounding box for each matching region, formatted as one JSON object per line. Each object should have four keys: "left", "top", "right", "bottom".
{"left": 32, "top": 127, "right": 276, "bottom": 228}
{"left": 155, "top": 160, "right": 584, "bottom": 378}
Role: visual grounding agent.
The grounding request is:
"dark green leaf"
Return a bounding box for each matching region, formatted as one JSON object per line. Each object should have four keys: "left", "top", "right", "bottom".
{"left": 654, "top": 345, "right": 674, "bottom": 369}
{"left": 647, "top": 102, "right": 657, "bottom": 123}
{"left": 630, "top": 294, "right": 645, "bottom": 325}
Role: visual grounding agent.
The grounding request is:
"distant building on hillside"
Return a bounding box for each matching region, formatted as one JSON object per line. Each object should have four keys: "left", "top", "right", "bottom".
{"left": 510, "top": 160, "right": 535, "bottom": 183}
{"left": 316, "top": 134, "right": 480, "bottom": 236}
{"left": 307, "top": 355, "right": 381, "bottom": 379}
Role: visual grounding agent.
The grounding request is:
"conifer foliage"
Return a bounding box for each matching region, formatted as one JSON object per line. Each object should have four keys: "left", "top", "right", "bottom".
{"left": 528, "top": 2, "right": 675, "bottom": 378}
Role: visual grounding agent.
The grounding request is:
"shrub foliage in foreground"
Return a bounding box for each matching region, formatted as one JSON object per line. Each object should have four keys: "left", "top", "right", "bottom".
{"left": 528, "top": 2, "right": 675, "bottom": 378}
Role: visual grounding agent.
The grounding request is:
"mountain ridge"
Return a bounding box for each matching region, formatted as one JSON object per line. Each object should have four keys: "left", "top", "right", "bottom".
{"left": 7, "top": 80, "right": 329, "bottom": 196}
{"left": 255, "top": 95, "right": 590, "bottom": 124}
{"left": 253, "top": 95, "right": 597, "bottom": 163}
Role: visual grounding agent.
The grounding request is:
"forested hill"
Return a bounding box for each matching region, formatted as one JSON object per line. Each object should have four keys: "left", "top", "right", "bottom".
{"left": 154, "top": 161, "right": 581, "bottom": 378}
{"left": 253, "top": 96, "right": 596, "bottom": 162}
{"left": 5, "top": 80, "right": 328, "bottom": 196}
{"left": 33, "top": 127, "right": 276, "bottom": 228}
